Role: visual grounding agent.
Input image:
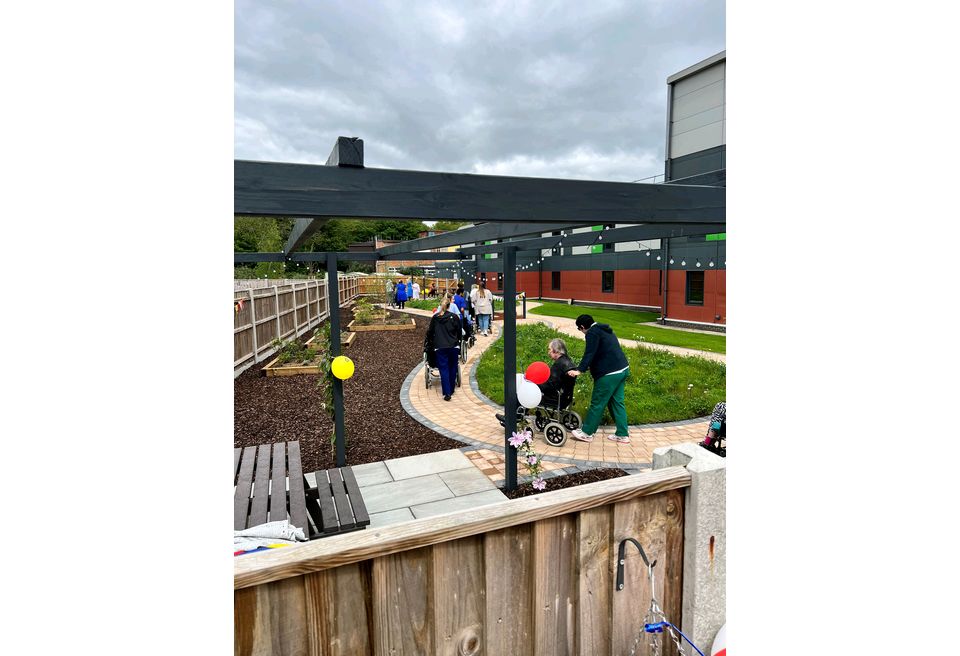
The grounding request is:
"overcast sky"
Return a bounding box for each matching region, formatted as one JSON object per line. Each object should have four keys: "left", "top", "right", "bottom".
{"left": 235, "top": 1, "right": 724, "bottom": 183}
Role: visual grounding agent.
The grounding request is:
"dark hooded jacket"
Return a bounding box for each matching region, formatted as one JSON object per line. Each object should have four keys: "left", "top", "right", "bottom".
{"left": 539, "top": 353, "right": 576, "bottom": 407}
{"left": 426, "top": 310, "right": 462, "bottom": 351}
{"left": 576, "top": 323, "right": 629, "bottom": 379}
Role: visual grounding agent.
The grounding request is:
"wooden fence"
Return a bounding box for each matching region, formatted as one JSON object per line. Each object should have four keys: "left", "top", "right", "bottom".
{"left": 234, "top": 467, "right": 689, "bottom": 656}
{"left": 234, "top": 275, "right": 362, "bottom": 376}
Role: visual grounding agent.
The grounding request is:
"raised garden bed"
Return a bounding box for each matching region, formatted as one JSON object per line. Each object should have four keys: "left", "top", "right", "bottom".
{"left": 263, "top": 355, "right": 324, "bottom": 377}
{"left": 347, "top": 317, "right": 416, "bottom": 332}
{"left": 307, "top": 331, "right": 356, "bottom": 348}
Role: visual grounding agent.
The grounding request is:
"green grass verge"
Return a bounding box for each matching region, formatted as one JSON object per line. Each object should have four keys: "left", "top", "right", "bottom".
{"left": 476, "top": 323, "right": 725, "bottom": 424}
{"left": 529, "top": 301, "right": 726, "bottom": 354}
{"left": 403, "top": 299, "right": 443, "bottom": 310}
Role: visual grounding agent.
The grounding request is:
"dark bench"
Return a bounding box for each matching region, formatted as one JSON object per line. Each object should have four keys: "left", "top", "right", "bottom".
{"left": 305, "top": 466, "right": 370, "bottom": 537}
{"left": 234, "top": 441, "right": 369, "bottom": 539}
{"left": 234, "top": 441, "right": 309, "bottom": 535}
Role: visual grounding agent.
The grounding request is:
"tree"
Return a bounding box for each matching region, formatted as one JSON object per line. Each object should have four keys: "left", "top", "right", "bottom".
{"left": 431, "top": 220, "right": 470, "bottom": 231}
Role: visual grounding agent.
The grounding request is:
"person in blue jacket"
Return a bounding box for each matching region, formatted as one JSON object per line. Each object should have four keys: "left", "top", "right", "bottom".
{"left": 406, "top": 279, "right": 413, "bottom": 302}
{"left": 566, "top": 314, "right": 631, "bottom": 444}
{"left": 453, "top": 285, "right": 467, "bottom": 315}
{"left": 395, "top": 278, "right": 408, "bottom": 309}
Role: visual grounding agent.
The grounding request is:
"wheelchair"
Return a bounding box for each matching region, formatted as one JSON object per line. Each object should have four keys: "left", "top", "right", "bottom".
{"left": 459, "top": 322, "right": 477, "bottom": 363}
{"left": 497, "top": 392, "right": 582, "bottom": 448}
{"left": 423, "top": 349, "right": 461, "bottom": 390}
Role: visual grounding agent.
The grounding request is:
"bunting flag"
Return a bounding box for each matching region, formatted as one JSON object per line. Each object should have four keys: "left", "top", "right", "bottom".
{"left": 235, "top": 298, "right": 245, "bottom": 313}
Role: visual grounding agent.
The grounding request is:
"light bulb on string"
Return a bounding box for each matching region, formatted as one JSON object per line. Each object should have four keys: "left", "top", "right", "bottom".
{"left": 709, "top": 261, "right": 715, "bottom": 267}
{"left": 681, "top": 260, "right": 686, "bottom": 266}
{"left": 656, "top": 255, "right": 661, "bottom": 261}
{"left": 696, "top": 260, "right": 701, "bottom": 268}
{"left": 669, "top": 258, "right": 674, "bottom": 264}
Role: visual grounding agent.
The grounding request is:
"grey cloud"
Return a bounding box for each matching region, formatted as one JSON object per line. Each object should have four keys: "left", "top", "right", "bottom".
{"left": 235, "top": 0, "right": 724, "bottom": 181}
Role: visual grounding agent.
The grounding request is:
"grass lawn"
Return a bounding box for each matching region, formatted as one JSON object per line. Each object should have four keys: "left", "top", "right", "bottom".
{"left": 529, "top": 301, "right": 726, "bottom": 354}
{"left": 476, "top": 323, "right": 725, "bottom": 424}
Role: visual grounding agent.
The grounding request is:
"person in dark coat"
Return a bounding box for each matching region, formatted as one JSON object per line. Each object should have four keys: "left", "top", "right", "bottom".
{"left": 496, "top": 337, "right": 575, "bottom": 428}
{"left": 426, "top": 295, "right": 462, "bottom": 401}
{"left": 567, "top": 314, "right": 630, "bottom": 444}
{"left": 395, "top": 278, "right": 408, "bottom": 309}
{"left": 539, "top": 338, "right": 577, "bottom": 408}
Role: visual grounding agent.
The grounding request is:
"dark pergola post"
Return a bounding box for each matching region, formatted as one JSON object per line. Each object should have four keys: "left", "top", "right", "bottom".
{"left": 327, "top": 252, "right": 346, "bottom": 467}
{"left": 502, "top": 245, "right": 518, "bottom": 491}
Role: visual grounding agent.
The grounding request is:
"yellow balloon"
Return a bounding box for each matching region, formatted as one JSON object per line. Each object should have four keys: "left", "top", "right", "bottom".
{"left": 331, "top": 355, "right": 355, "bottom": 380}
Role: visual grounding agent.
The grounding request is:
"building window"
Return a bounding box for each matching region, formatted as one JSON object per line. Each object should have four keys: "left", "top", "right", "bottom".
{"left": 686, "top": 271, "right": 704, "bottom": 305}
{"left": 603, "top": 224, "right": 614, "bottom": 252}
{"left": 551, "top": 230, "right": 563, "bottom": 256}
{"left": 602, "top": 271, "right": 614, "bottom": 293}
{"left": 497, "top": 272, "right": 503, "bottom": 287}
{"left": 551, "top": 271, "right": 561, "bottom": 290}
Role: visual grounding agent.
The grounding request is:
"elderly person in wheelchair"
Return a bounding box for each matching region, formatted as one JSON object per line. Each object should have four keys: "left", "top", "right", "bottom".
{"left": 496, "top": 338, "right": 583, "bottom": 446}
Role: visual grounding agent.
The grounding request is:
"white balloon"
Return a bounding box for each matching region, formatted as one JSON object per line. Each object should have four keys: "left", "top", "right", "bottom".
{"left": 516, "top": 373, "right": 526, "bottom": 388}
{"left": 517, "top": 380, "right": 543, "bottom": 409}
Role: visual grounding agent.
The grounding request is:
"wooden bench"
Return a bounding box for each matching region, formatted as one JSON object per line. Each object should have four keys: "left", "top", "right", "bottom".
{"left": 305, "top": 466, "right": 370, "bottom": 537}
{"left": 234, "top": 441, "right": 310, "bottom": 536}
{"left": 234, "top": 441, "right": 370, "bottom": 539}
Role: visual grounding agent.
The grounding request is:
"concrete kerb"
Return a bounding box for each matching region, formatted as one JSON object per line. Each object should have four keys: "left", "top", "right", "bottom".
{"left": 652, "top": 442, "right": 726, "bottom": 653}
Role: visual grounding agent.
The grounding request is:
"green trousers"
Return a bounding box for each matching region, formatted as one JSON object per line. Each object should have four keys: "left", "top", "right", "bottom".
{"left": 582, "top": 369, "right": 630, "bottom": 436}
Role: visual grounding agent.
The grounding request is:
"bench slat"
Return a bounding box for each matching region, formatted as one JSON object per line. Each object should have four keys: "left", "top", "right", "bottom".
{"left": 248, "top": 445, "right": 272, "bottom": 527}
{"left": 329, "top": 468, "right": 356, "bottom": 530}
{"left": 340, "top": 466, "right": 370, "bottom": 527}
{"left": 286, "top": 442, "right": 309, "bottom": 537}
{"left": 234, "top": 448, "right": 241, "bottom": 480}
{"left": 315, "top": 470, "right": 339, "bottom": 533}
{"left": 269, "top": 442, "right": 287, "bottom": 523}
{"left": 233, "top": 446, "right": 257, "bottom": 530}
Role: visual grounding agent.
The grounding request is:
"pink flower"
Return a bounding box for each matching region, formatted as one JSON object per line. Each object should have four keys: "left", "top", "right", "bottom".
{"left": 527, "top": 455, "right": 538, "bottom": 466}
{"left": 509, "top": 431, "right": 527, "bottom": 448}
{"left": 532, "top": 478, "right": 547, "bottom": 491}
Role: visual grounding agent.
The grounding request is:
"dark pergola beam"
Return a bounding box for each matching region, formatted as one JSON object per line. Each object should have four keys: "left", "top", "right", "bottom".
{"left": 235, "top": 160, "right": 725, "bottom": 223}
{"left": 235, "top": 251, "right": 466, "bottom": 263}
{"left": 283, "top": 218, "right": 328, "bottom": 255}
{"left": 457, "top": 222, "right": 725, "bottom": 256}
{"left": 376, "top": 221, "right": 592, "bottom": 256}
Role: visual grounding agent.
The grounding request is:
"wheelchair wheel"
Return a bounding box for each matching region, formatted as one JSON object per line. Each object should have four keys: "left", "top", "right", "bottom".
{"left": 425, "top": 367, "right": 432, "bottom": 389}
{"left": 562, "top": 411, "right": 582, "bottom": 431}
{"left": 533, "top": 409, "right": 549, "bottom": 432}
{"left": 460, "top": 344, "right": 468, "bottom": 363}
{"left": 455, "top": 364, "right": 462, "bottom": 387}
{"left": 543, "top": 421, "right": 567, "bottom": 447}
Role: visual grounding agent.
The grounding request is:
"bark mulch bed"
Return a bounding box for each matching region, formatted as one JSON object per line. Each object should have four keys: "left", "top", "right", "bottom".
{"left": 502, "top": 468, "right": 629, "bottom": 500}
{"left": 234, "top": 307, "right": 464, "bottom": 474}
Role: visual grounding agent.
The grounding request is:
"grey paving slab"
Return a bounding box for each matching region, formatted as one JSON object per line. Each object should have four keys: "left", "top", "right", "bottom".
{"left": 367, "top": 507, "right": 415, "bottom": 529}
{"left": 439, "top": 467, "right": 498, "bottom": 495}
{"left": 384, "top": 449, "right": 474, "bottom": 481}
{"left": 351, "top": 461, "right": 394, "bottom": 486}
{"left": 410, "top": 489, "right": 508, "bottom": 519}
{"left": 361, "top": 474, "right": 454, "bottom": 514}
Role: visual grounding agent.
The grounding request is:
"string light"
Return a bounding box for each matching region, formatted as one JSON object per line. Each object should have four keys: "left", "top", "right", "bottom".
{"left": 709, "top": 261, "right": 715, "bottom": 267}
{"left": 681, "top": 260, "right": 686, "bottom": 266}
{"left": 696, "top": 260, "right": 701, "bottom": 268}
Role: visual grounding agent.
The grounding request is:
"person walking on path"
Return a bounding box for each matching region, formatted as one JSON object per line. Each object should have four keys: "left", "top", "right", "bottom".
{"left": 567, "top": 314, "right": 631, "bottom": 443}
{"left": 395, "top": 278, "right": 408, "bottom": 309}
{"left": 473, "top": 283, "right": 493, "bottom": 336}
{"left": 426, "top": 296, "right": 462, "bottom": 401}
{"left": 385, "top": 279, "right": 395, "bottom": 308}
{"left": 453, "top": 285, "right": 467, "bottom": 315}
{"left": 405, "top": 279, "right": 413, "bottom": 301}
{"left": 412, "top": 280, "right": 421, "bottom": 300}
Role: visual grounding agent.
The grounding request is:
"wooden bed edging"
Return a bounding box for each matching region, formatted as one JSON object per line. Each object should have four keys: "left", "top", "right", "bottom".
{"left": 234, "top": 465, "right": 690, "bottom": 589}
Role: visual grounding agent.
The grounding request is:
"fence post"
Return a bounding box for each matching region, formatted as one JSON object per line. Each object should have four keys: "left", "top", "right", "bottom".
{"left": 273, "top": 285, "right": 281, "bottom": 343}
{"left": 248, "top": 288, "right": 258, "bottom": 363}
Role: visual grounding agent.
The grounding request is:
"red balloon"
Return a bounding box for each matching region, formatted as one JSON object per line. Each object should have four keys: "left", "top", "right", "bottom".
{"left": 525, "top": 361, "right": 550, "bottom": 385}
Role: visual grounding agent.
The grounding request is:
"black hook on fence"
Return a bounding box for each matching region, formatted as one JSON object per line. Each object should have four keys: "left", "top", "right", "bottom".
{"left": 616, "top": 538, "right": 656, "bottom": 592}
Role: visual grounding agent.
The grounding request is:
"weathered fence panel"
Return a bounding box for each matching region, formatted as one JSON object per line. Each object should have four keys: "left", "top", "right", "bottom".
{"left": 234, "top": 275, "right": 363, "bottom": 377}
{"left": 235, "top": 468, "right": 689, "bottom": 656}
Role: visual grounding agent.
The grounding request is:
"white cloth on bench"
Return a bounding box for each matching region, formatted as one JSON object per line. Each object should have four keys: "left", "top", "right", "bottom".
{"left": 234, "top": 519, "right": 307, "bottom": 552}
